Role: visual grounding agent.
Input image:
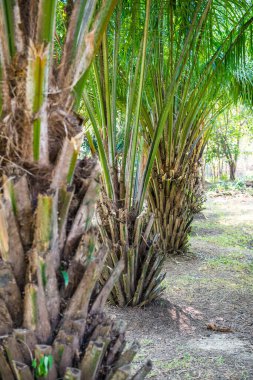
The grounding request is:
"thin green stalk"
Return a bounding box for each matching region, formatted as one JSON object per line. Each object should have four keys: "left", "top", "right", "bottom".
{"left": 83, "top": 92, "right": 114, "bottom": 199}
{"left": 102, "top": 34, "right": 114, "bottom": 167}
{"left": 126, "top": 0, "right": 151, "bottom": 209}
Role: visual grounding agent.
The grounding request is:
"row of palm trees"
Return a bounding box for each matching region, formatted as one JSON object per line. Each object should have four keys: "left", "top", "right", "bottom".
{"left": 83, "top": 0, "right": 253, "bottom": 306}
{"left": 0, "top": 0, "right": 252, "bottom": 378}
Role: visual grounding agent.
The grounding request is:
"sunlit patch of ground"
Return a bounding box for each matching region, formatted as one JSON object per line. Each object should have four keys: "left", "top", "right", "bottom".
{"left": 107, "top": 194, "right": 253, "bottom": 379}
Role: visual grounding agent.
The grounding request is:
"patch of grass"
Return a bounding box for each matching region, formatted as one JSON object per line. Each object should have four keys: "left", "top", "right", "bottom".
{"left": 190, "top": 213, "right": 253, "bottom": 248}
{"left": 160, "top": 353, "right": 192, "bottom": 370}
{"left": 132, "top": 340, "right": 154, "bottom": 367}
{"left": 191, "top": 208, "right": 253, "bottom": 250}
{"left": 193, "top": 227, "right": 253, "bottom": 249}
{"left": 204, "top": 256, "right": 253, "bottom": 273}
{"left": 147, "top": 354, "right": 193, "bottom": 378}
{"left": 140, "top": 338, "right": 153, "bottom": 347}
{"left": 241, "top": 371, "right": 252, "bottom": 380}
{"left": 147, "top": 353, "right": 226, "bottom": 379}
{"left": 163, "top": 272, "right": 253, "bottom": 299}
{"left": 215, "top": 356, "right": 225, "bottom": 365}
{"left": 191, "top": 219, "right": 223, "bottom": 234}
{"left": 163, "top": 275, "right": 210, "bottom": 290}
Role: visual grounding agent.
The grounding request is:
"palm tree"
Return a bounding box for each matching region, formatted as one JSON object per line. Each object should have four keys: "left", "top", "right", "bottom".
{"left": 0, "top": 1, "right": 151, "bottom": 378}
{"left": 140, "top": 0, "right": 253, "bottom": 254}
{"left": 83, "top": 0, "right": 166, "bottom": 307}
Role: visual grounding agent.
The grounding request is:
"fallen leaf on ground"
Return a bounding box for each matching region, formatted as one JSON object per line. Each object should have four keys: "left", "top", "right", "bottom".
{"left": 207, "top": 323, "right": 233, "bottom": 333}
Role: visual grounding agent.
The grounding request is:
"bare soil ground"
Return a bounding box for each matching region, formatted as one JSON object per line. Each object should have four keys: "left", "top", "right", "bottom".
{"left": 107, "top": 193, "right": 253, "bottom": 379}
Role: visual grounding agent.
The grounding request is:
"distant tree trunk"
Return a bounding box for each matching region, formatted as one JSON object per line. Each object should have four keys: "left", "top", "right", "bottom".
{"left": 229, "top": 161, "right": 236, "bottom": 181}
{"left": 201, "top": 158, "right": 206, "bottom": 188}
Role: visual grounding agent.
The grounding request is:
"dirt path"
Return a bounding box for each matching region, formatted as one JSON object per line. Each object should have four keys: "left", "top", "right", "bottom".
{"left": 107, "top": 194, "right": 253, "bottom": 379}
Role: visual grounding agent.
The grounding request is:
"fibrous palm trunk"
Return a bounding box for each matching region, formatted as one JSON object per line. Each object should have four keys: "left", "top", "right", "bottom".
{"left": 0, "top": 159, "right": 151, "bottom": 379}
{"left": 97, "top": 190, "right": 165, "bottom": 307}
{"left": 148, "top": 143, "right": 205, "bottom": 254}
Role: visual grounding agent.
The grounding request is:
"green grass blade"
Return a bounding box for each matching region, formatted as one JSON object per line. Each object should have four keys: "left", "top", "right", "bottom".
{"left": 126, "top": 0, "right": 151, "bottom": 208}
{"left": 83, "top": 91, "right": 114, "bottom": 199}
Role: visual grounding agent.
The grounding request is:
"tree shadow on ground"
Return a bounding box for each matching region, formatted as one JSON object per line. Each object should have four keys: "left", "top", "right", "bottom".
{"left": 108, "top": 297, "right": 205, "bottom": 338}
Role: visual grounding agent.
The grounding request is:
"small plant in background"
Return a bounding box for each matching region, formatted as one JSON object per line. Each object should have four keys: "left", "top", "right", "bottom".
{"left": 208, "top": 179, "right": 251, "bottom": 193}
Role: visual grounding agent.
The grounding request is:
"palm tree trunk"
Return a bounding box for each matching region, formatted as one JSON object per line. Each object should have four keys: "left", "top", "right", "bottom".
{"left": 0, "top": 158, "right": 151, "bottom": 379}
{"left": 149, "top": 145, "right": 205, "bottom": 254}
{"left": 97, "top": 190, "right": 165, "bottom": 307}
